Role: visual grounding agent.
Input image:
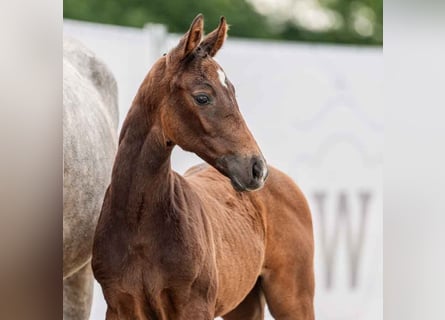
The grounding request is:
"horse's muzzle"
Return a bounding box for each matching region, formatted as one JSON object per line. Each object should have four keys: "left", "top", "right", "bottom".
{"left": 216, "top": 154, "right": 269, "bottom": 192}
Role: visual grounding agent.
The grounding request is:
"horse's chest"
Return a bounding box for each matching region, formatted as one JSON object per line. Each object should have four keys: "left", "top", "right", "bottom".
{"left": 120, "top": 215, "right": 215, "bottom": 283}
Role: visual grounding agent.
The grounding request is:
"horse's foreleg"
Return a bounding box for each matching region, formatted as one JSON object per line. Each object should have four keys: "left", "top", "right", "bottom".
{"left": 63, "top": 262, "right": 94, "bottom": 320}
{"left": 222, "top": 278, "right": 265, "bottom": 320}
{"left": 261, "top": 178, "right": 315, "bottom": 319}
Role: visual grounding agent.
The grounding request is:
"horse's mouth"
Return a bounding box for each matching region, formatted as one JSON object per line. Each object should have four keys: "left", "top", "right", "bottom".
{"left": 229, "top": 176, "right": 247, "bottom": 192}
{"left": 229, "top": 175, "right": 265, "bottom": 192}
{"left": 214, "top": 154, "right": 268, "bottom": 192}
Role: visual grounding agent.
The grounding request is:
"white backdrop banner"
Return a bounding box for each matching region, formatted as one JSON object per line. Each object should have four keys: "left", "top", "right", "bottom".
{"left": 64, "top": 19, "right": 383, "bottom": 320}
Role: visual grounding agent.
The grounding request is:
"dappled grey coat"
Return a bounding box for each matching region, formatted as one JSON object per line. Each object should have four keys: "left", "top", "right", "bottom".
{"left": 63, "top": 37, "right": 118, "bottom": 320}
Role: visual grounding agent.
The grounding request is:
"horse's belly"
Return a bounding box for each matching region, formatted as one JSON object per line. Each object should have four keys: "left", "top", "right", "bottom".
{"left": 188, "top": 171, "right": 267, "bottom": 315}
{"left": 213, "top": 234, "right": 265, "bottom": 316}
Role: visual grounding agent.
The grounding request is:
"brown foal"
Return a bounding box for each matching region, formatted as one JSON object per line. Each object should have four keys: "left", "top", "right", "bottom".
{"left": 92, "top": 14, "right": 315, "bottom": 320}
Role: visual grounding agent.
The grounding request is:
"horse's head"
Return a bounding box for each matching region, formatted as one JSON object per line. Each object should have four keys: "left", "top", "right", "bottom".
{"left": 158, "top": 14, "right": 268, "bottom": 191}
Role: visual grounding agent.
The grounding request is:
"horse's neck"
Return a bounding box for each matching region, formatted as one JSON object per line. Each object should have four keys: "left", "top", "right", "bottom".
{"left": 109, "top": 103, "right": 174, "bottom": 218}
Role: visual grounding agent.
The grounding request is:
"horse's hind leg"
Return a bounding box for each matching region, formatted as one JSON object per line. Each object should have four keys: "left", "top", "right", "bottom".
{"left": 261, "top": 180, "right": 315, "bottom": 319}
{"left": 261, "top": 265, "right": 315, "bottom": 320}
{"left": 222, "top": 279, "right": 265, "bottom": 320}
{"left": 63, "top": 262, "right": 94, "bottom": 320}
{"left": 261, "top": 227, "right": 315, "bottom": 319}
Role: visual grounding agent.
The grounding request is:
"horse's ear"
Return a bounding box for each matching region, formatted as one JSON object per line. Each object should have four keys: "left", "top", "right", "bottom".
{"left": 200, "top": 17, "right": 228, "bottom": 57}
{"left": 169, "top": 14, "right": 204, "bottom": 62}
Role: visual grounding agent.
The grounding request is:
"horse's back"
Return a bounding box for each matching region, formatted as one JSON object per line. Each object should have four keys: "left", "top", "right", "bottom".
{"left": 183, "top": 164, "right": 312, "bottom": 245}
{"left": 183, "top": 162, "right": 210, "bottom": 177}
{"left": 184, "top": 164, "right": 311, "bottom": 232}
{"left": 63, "top": 37, "right": 118, "bottom": 277}
{"left": 63, "top": 37, "right": 119, "bottom": 126}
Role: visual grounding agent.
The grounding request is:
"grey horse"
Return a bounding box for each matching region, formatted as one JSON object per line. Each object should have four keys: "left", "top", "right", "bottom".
{"left": 63, "top": 38, "right": 118, "bottom": 320}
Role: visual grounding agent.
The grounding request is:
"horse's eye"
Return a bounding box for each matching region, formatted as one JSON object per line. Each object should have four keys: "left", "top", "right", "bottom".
{"left": 194, "top": 94, "right": 210, "bottom": 105}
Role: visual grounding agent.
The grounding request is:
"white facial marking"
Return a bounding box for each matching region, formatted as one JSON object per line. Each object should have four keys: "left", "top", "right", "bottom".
{"left": 217, "top": 69, "right": 228, "bottom": 88}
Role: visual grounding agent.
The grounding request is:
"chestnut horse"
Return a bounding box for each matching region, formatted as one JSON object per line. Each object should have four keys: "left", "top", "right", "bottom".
{"left": 92, "top": 14, "right": 315, "bottom": 320}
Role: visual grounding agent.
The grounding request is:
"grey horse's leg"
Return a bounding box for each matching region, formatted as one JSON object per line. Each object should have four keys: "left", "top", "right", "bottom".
{"left": 63, "top": 262, "right": 94, "bottom": 320}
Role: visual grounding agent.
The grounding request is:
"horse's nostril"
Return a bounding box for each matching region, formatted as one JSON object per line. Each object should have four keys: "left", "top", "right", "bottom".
{"left": 252, "top": 160, "right": 263, "bottom": 180}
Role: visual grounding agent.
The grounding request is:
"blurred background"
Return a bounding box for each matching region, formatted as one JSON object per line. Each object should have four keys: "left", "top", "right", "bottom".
{"left": 64, "top": 0, "right": 382, "bottom": 45}
{"left": 64, "top": 0, "right": 382, "bottom": 319}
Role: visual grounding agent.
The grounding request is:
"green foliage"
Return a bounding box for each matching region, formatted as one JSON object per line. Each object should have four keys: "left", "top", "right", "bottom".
{"left": 63, "top": 0, "right": 382, "bottom": 45}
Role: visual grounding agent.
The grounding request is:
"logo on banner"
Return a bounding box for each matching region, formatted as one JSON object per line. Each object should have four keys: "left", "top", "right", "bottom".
{"left": 313, "top": 191, "right": 372, "bottom": 289}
